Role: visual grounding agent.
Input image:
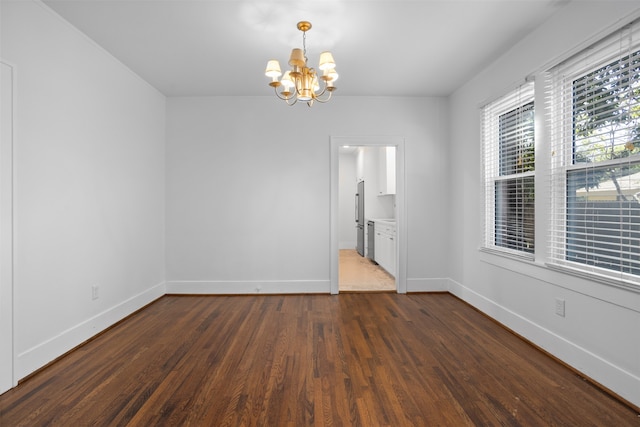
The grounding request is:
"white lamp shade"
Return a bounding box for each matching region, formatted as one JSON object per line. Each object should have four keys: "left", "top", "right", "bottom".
{"left": 289, "top": 48, "right": 306, "bottom": 67}
{"left": 318, "top": 51, "right": 336, "bottom": 70}
{"left": 323, "top": 68, "right": 339, "bottom": 82}
{"left": 281, "top": 71, "right": 294, "bottom": 90}
{"left": 265, "top": 60, "right": 282, "bottom": 77}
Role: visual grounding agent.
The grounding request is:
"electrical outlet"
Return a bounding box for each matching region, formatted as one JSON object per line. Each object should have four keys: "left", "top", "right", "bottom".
{"left": 92, "top": 285, "right": 99, "bottom": 300}
{"left": 555, "top": 298, "right": 565, "bottom": 317}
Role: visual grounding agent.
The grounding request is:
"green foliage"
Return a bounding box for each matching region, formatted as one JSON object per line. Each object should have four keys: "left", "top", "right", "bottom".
{"left": 573, "top": 50, "right": 640, "bottom": 149}
{"left": 499, "top": 101, "right": 535, "bottom": 175}
{"left": 572, "top": 48, "right": 640, "bottom": 196}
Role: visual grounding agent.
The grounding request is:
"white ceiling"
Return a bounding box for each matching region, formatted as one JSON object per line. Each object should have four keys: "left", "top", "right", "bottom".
{"left": 42, "top": 0, "right": 569, "bottom": 97}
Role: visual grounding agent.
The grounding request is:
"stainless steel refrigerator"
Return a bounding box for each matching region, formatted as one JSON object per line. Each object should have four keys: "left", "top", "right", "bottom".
{"left": 356, "top": 180, "right": 365, "bottom": 256}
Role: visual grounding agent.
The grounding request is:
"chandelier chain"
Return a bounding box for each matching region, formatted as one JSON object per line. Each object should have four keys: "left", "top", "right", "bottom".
{"left": 303, "top": 30, "right": 308, "bottom": 63}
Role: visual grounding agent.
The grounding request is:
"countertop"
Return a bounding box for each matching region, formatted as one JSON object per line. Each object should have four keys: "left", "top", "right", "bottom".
{"left": 367, "top": 218, "right": 396, "bottom": 227}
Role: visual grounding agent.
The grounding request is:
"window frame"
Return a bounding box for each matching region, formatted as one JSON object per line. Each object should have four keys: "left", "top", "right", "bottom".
{"left": 481, "top": 82, "right": 536, "bottom": 259}
{"left": 546, "top": 23, "right": 640, "bottom": 288}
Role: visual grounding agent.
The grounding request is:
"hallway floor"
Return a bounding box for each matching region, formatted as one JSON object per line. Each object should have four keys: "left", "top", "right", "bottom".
{"left": 339, "top": 249, "right": 396, "bottom": 292}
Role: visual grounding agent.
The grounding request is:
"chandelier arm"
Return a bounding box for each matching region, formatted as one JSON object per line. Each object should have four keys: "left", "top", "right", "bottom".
{"left": 313, "top": 90, "right": 333, "bottom": 104}
{"left": 311, "top": 80, "right": 335, "bottom": 103}
{"left": 273, "top": 86, "right": 295, "bottom": 102}
{"left": 314, "top": 83, "right": 328, "bottom": 98}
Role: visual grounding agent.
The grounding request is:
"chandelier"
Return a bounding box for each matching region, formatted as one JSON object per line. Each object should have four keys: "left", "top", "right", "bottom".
{"left": 264, "top": 21, "right": 338, "bottom": 107}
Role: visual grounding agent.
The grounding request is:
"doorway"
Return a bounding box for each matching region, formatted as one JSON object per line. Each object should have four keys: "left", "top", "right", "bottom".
{"left": 1, "top": 60, "right": 15, "bottom": 393}
{"left": 330, "top": 136, "right": 406, "bottom": 295}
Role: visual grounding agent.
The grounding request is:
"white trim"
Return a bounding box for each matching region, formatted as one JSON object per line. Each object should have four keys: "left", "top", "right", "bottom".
{"left": 565, "top": 156, "right": 640, "bottom": 171}
{"left": 16, "top": 281, "right": 165, "bottom": 380}
{"left": 0, "top": 60, "right": 16, "bottom": 394}
{"left": 448, "top": 278, "right": 640, "bottom": 408}
{"left": 406, "top": 278, "right": 449, "bottom": 293}
{"left": 479, "top": 246, "right": 535, "bottom": 262}
{"left": 545, "top": 263, "right": 640, "bottom": 294}
{"left": 330, "top": 136, "right": 407, "bottom": 295}
{"left": 166, "top": 280, "right": 330, "bottom": 295}
{"left": 546, "top": 21, "right": 640, "bottom": 286}
{"left": 478, "top": 249, "right": 640, "bottom": 312}
{"left": 481, "top": 82, "right": 536, "bottom": 257}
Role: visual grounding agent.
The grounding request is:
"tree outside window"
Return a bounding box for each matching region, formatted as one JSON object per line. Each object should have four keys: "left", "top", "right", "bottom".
{"left": 566, "top": 48, "right": 640, "bottom": 275}
{"left": 495, "top": 102, "right": 535, "bottom": 253}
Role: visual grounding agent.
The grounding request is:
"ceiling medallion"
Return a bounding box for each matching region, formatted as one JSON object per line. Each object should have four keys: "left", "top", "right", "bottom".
{"left": 265, "top": 21, "right": 338, "bottom": 107}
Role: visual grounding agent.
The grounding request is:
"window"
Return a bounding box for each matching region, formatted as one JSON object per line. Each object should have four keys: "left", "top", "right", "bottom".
{"left": 547, "top": 22, "right": 640, "bottom": 285}
{"left": 482, "top": 82, "right": 535, "bottom": 256}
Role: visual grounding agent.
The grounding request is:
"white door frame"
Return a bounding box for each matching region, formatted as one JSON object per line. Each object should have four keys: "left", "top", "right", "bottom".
{"left": 330, "top": 136, "right": 406, "bottom": 295}
{"left": 0, "top": 60, "right": 15, "bottom": 393}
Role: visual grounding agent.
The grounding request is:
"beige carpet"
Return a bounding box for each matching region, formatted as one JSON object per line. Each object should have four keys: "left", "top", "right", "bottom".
{"left": 339, "top": 249, "right": 396, "bottom": 292}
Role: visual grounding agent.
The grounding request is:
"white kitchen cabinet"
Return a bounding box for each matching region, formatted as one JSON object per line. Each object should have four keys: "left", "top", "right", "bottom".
{"left": 374, "top": 221, "right": 396, "bottom": 277}
{"left": 378, "top": 146, "right": 396, "bottom": 196}
{"left": 374, "top": 228, "right": 384, "bottom": 268}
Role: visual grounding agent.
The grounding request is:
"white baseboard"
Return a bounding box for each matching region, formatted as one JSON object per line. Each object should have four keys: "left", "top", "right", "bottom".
{"left": 406, "top": 277, "right": 449, "bottom": 292}
{"left": 166, "top": 280, "right": 331, "bottom": 295}
{"left": 13, "top": 276, "right": 639, "bottom": 408}
{"left": 447, "top": 278, "right": 640, "bottom": 408}
{"left": 16, "top": 281, "right": 166, "bottom": 380}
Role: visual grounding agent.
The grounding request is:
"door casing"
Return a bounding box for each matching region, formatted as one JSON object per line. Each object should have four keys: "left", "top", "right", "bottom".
{"left": 330, "top": 136, "right": 406, "bottom": 295}
{"left": 0, "top": 60, "right": 16, "bottom": 393}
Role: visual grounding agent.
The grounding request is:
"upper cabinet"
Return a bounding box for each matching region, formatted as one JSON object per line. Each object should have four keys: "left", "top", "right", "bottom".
{"left": 378, "top": 146, "right": 396, "bottom": 196}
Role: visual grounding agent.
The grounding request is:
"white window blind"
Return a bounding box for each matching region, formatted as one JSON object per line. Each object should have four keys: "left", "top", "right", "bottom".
{"left": 481, "top": 82, "right": 535, "bottom": 257}
{"left": 546, "top": 20, "right": 640, "bottom": 286}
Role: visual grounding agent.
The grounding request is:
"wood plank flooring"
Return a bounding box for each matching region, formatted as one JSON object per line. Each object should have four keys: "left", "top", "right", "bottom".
{"left": 0, "top": 293, "right": 637, "bottom": 426}
{"left": 339, "top": 249, "right": 395, "bottom": 292}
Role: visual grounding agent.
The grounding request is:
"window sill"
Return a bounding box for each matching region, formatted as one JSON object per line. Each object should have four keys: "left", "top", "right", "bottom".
{"left": 545, "top": 263, "right": 640, "bottom": 294}
{"left": 479, "top": 246, "right": 535, "bottom": 263}
{"left": 478, "top": 246, "right": 640, "bottom": 305}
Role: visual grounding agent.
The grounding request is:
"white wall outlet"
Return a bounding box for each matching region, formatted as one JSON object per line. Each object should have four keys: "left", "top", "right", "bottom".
{"left": 92, "top": 285, "right": 99, "bottom": 300}
{"left": 555, "top": 298, "right": 565, "bottom": 317}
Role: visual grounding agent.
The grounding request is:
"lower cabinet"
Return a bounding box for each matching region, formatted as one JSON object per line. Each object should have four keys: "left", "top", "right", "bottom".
{"left": 374, "top": 222, "right": 396, "bottom": 277}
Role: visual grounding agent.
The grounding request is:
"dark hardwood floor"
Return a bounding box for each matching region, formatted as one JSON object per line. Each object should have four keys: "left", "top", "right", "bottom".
{"left": 0, "top": 293, "right": 637, "bottom": 426}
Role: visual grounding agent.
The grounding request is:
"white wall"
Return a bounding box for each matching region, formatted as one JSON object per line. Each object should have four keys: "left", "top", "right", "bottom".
{"left": 166, "top": 96, "right": 449, "bottom": 294}
{"left": 11, "top": 0, "right": 636, "bottom": 410}
{"left": 338, "top": 151, "right": 357, "bottom": 250}
{"left": 1, "top": 1, "right": 166, "bottom": 379}
{"left": 449, "top": 1, "right": 640, "bottom": 407}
